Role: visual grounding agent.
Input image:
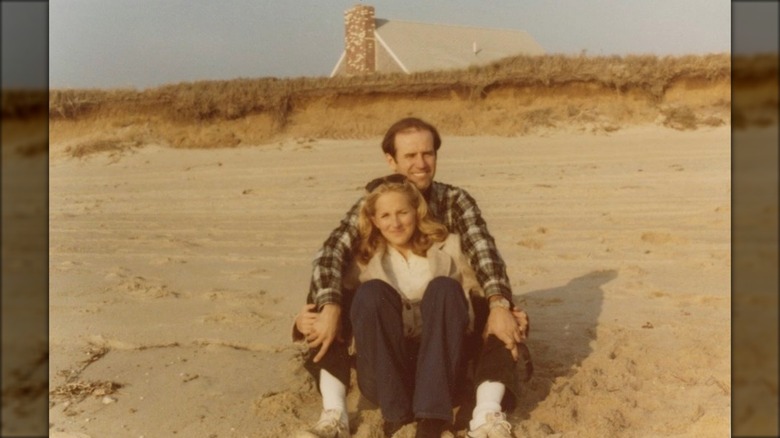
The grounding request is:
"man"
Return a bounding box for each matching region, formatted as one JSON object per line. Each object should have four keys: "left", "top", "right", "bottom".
{"left": 299, "top": 117, "right": 527, "bottom": 438}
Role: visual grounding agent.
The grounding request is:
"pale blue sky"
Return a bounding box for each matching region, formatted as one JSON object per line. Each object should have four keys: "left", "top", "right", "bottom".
{"left": 9, "top": 1, "right": 778, "bottom": 90}
{"left": 41, "top": 0, "right": 740, "bottom": 89}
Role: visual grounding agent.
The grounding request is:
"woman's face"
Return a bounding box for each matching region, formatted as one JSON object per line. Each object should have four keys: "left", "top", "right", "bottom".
{"left": 371, "top": 190, "right": 417, "bottom": 252}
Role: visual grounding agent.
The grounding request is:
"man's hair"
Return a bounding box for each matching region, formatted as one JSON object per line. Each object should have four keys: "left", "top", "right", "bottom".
{"left": 381, "top": 117, "right": 442, "bottom": 158}
{"left": 356, "top": 176, "right": 448, "bottom": 264}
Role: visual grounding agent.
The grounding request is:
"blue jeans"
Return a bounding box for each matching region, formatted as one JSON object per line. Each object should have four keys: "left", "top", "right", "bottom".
{"left": 350, "top": 277, "right": 469, "bottom": 423}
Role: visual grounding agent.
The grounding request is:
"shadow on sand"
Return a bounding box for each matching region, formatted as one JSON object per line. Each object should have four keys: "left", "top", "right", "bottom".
{"left": 512, "top": 269, "right": 618, "bottom": 420}
{"left": 344, "top": 269, "right": 617, "bottom": 434}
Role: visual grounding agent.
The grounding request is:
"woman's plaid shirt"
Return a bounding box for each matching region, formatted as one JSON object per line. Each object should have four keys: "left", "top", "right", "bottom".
{"left": 308, "top": 180, "right": 513, "bottom": 308}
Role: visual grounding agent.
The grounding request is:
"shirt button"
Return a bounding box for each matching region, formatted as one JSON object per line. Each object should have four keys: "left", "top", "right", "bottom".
{"left": 405, "top": 303, "right": 411, "bottom": 310}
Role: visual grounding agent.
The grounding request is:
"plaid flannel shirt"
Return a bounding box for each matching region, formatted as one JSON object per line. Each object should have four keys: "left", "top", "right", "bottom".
{"left": 308, "top": 181, "right": 512, "bottom": 308}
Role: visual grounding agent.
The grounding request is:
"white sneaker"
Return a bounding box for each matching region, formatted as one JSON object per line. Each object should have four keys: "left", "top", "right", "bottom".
{"left": 295, "top": 409, "right": 350, "bottom": 438}
{"left": 467, "top": 411, "right": 513, "bottom": 438}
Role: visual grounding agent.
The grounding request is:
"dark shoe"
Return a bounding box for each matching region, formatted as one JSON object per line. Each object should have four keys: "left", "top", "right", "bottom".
{"left": 415, "top": 418, "right": 447, "bottom": 438}
{"left": 383, "top": 418, "right": 411, "bottom": 437}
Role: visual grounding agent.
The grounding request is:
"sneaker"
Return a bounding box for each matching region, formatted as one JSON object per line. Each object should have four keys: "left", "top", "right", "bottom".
{"left": 295, "top": 409, "right": 350, "bottom": 438}
{"left": 415, "top": 418, "right": 447, "bottom": 438}
{"left": 467, "top": 411, "right": 512, "bottom": 438}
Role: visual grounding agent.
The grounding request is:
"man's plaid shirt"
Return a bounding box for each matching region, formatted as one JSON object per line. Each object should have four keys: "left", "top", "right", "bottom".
{"left": 308, "top": 180, "right": 512, "bottom": 308}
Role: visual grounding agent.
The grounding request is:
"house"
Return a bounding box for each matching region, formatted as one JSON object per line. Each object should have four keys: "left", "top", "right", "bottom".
{"left": 330, "top": 4, "right": 545, "bottom": 77}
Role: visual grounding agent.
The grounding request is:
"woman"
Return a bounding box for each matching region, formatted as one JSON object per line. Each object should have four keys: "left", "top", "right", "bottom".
{"left": 294, "top": 175, "right": 527, "bottom": 438}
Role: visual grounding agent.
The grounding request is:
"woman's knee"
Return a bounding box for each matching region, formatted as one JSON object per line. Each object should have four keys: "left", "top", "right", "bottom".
{"left": 428, "top": 276, "right": 461, "bottom": 290}
{"left": 352, "top": 279, "right": 400, "bottom": 317}
{"left": 423, "top": 277, "right": 467, "bottom": 305}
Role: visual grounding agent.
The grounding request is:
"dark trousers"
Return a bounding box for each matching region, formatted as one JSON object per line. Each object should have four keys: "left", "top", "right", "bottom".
{"left": 350, "top": 277, "right": 469, "bottom": 423}
{"left": 302, "top": 284, "right": 520, "bottom": 419}
{"left": 468, "top": 296, "right": 521, "bottom": 405}
{"left": 302, "top": 290, "right": 354, "bottom": 390}
{"left": 472, "top": 336, "right": 518, "bottom": 392}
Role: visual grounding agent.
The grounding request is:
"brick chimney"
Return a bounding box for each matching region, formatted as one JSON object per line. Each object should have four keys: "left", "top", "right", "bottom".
{"left": 344, "top": 4, "right": 376, "bottom": 75}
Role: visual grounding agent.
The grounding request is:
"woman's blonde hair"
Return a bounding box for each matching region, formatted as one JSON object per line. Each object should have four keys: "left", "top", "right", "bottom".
{"left": 356, "top": 175, "right": 448, "bottom": 264}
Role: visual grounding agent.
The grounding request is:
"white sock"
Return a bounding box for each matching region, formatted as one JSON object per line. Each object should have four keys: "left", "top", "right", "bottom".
{"left": 319, "top": 369, "right": 348, "bottom": 424}
{"left": 469, "top": 380, "right": 505, "bottom": 430}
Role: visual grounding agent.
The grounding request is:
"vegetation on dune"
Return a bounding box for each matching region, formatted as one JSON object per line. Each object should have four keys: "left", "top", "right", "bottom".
{"left": 732, "top": 53, "right": 778, "bottom": 84}
{"left": 2, "top": 89, "right": 48, "bottom": 118}
{"left": 45, "top": 53, "right": 732, "bottom": 123}
{"left": 4, "top": 53, "right": 775, "bottom": 154}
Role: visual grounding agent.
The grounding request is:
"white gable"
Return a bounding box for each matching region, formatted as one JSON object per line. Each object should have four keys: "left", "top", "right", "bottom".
{"left": 331, "top": 16, "right": 544, "bottom": 76}
{"left": 375, "top": 19, "right": 544, "bottom": 73}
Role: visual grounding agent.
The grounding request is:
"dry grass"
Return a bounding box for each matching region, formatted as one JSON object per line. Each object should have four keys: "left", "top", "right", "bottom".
{"left": 662, "top": 106, "right": 699, "bottom": 130}
{"left": 732, "top": 53, "right": 778, "bottom": 128}
{"left": 732, "top": 53, "right": 778, "bottom": 85}
{"left": 34, "top": 53, "right": 778, "bottom": 154}
{"left": 2, "top": 89, "right": 47, "bottom": 118}
{"left": 48, "top": 54, "right": 731, "bottom": 123}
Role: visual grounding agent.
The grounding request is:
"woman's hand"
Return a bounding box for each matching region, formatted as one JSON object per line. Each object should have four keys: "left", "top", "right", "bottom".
{"left": 307, "top": 304, "right": 342, "bottom": 363}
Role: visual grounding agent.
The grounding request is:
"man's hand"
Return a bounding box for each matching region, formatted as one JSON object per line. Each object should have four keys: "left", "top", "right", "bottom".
{"left": 484, "top": 305, "right": 521, "bottom": 360}
{"left": 483, "top": 296, "right": 529, "bottom": 361}
{"left": 307, "top": 304, "right": 342, "bottom": 363}
{"left": 513, "top": 308, "right": 530, "bottom": 341}
{"left": 295, "top": 304, "right": 318, "bottom": 337}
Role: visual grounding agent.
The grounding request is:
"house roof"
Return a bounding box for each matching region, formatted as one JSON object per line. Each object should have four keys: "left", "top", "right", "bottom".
{"left": 332, "top": 18, "right": 545, "bottom": 76}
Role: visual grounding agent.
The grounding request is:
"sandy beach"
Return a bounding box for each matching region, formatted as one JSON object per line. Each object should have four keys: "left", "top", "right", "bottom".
{"left": 46, "top": 124, "right": 732, "bottom": 437}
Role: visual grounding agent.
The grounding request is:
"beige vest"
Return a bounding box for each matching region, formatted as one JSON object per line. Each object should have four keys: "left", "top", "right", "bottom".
{"left": 350, "top": 234, "right": 480, "bottom": 337}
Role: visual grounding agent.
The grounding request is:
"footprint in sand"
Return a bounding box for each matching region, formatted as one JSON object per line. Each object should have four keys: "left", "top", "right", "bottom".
{"left": 649, "top": 290, "right": 672, "bottom": 299}
{"left": 521, "top": 265, "right": 550, "bottom": 277}
{"left": 55, "top": 260, "right": 84, "bottom": 272}
{"left": 222, "top": 267, "right": 271, "bottom": 281}
{"left": 119, "top": 276, "right": 179, "bottom": 299}
{"left": 104, "top": 266, "right": 132, "bottom": 281}
{"left": 622, "top": 264, "right": 648, "bottom": 277}
{"left": 200, "top": 309, "right": 279, "bottom": 326}
{"left": 517, "top": 239, "right": 544, "bottom": 250}
{"left": 105, "top": 267, "right": 179, "bottom": 299}
{"left": 149, "top": 256, "right": 188, "bottom": 266}
{"left": 516, "top": 227, "right": 548, "bottom": 250}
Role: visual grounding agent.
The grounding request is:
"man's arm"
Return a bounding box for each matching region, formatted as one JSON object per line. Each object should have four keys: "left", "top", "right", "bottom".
{"left": 449, "top": 188, "right": 512, "bottom": 301}
{"left": 448, "top": 187, "right": 524, "bottom": 357}
{"left": 303, "top": 197, "right": 362, "bottom": 362}
{"left": 308, "top": 198, "right": 362, "bottom": 309}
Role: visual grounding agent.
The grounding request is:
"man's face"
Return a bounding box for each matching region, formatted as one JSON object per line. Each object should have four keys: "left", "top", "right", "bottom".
{"left": 385, "top": 129, "right": 437, "bottom": 191}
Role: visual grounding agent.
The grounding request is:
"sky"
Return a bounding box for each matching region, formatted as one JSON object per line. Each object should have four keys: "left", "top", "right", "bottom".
{"left": 3, "top": 1, "right": 777, "bottom": 90}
